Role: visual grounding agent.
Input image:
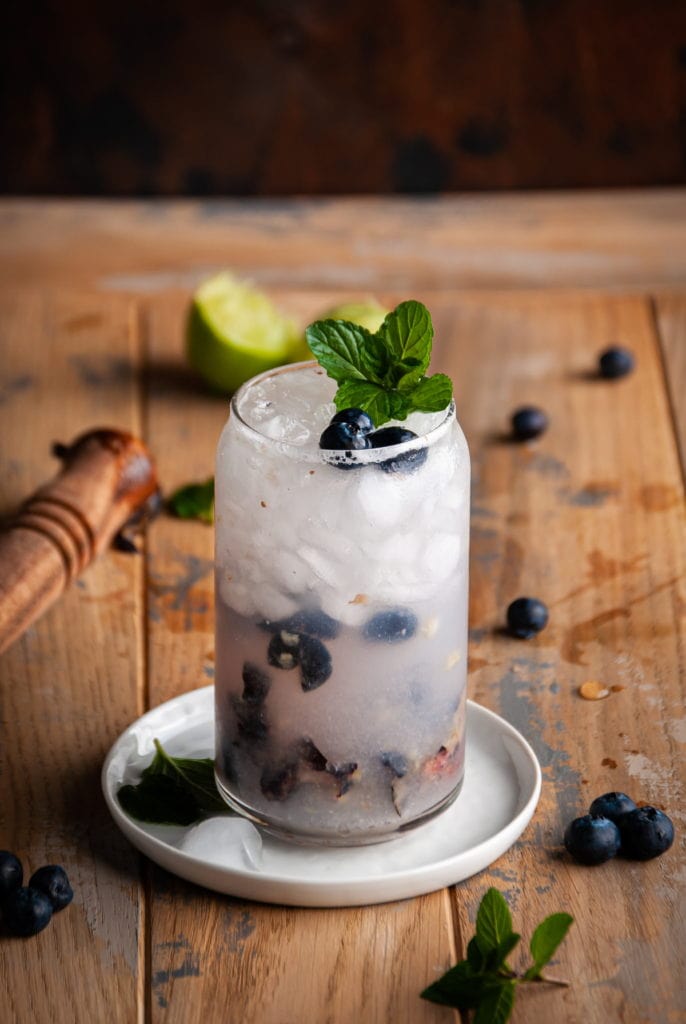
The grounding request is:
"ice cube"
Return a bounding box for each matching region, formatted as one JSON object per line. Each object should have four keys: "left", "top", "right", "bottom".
{"left": 178, "top": 817, "right": 263, "bottom": 869}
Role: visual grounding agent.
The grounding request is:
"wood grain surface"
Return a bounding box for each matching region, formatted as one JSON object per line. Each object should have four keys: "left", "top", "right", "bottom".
{"left": 1, "top": 197, "right": 685, "bottom": 1024}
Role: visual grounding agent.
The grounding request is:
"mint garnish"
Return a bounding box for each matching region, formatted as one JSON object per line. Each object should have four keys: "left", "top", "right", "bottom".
{"left": 168, "top": 478, "right": 214, "bottom": 523}
{"left": 117, "top": 738, "right": 229, "bottom": 825}
{"left": 306, "top": 300, "right": 453, "bottom": 426}
{"left": 421, "top": 888, "right": 573, "bottom": 1022}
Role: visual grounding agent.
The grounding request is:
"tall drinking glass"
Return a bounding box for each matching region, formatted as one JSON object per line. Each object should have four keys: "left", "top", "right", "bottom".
{"left": 214, "top": 362, "right": 470, "bottom": 845}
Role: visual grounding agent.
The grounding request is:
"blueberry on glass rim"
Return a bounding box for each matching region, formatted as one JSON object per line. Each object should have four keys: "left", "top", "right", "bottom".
{"left": 588, "top": 792, "right": 637, "bottom": 823}
{"left": 564, "top": 814, "right": 621, "bottom": 865}
{"left": 511, "top": 406, "right": 548, "bottom": 441}
{"left": 617, "top": 806, "right": 674, "bottom": 860}
{"left": 506, "top": 597, "right": 549, "bottom": 639}
{"left": 319, "top": 421, "right": 372, "bottom": 452}
{"left": 369, "top": 427, "right": 428, "bottom": 474}
{"left": 598, "top": 346, "right": 635, "bottom": 379}
{"left": 331, "top": 407, "right": 375, "bottom": 435}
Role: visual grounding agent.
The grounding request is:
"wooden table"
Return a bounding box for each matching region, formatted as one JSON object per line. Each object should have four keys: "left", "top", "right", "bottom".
{"left": 1, "top": 192, "right": 684, "bottom": 1023}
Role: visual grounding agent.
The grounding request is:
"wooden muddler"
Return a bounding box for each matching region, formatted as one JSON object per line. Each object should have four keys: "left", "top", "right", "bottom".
{"left": 0, "top": 429, "right": 159, "bottom": 655}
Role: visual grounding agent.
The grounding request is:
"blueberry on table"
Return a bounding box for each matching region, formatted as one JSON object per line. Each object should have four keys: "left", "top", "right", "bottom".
{"left": 368, "top": 427, "right": 428, "bottom": 474}
{"left": 511, "top": 406, "right": 548, "bottom": 441}
{"left": 260, "top": 762, "right": 299, "bottom": 801}
{"left": 299, "top": 636, "right": 333, "bottom": 691}
{"left": 267, "top": 632, "right": 300, "bottom": 670}
{"left": 3, "top": 887, "right": 53, "bottom": 936}
{"left": 598, "top": 346, "right": 635, "bottom": 379}
{"left": 618, "top": 806, "right": 674, "bottom": 860}
{"left": 241, "top": 662, "right": 271, "bottom": 704}
{"left": 564, "top": 814, "right": 621, "bottom": 865}
{"left": 588, "top": 792, "right": 637, "bottom": 823}
{"left": 28, "top": 866, "right": 73, "bottom": 911}
{"left": 363, "top": 610, "right": 418, "bottom": 643}
{"left": 331, "top": 408, "right": 375, "bottom": 435}
{"left": 506, "top": 597, "right": 549, "bottom": 639}
{"left": 0, "top": 851, "right": 23, "bottom": 896}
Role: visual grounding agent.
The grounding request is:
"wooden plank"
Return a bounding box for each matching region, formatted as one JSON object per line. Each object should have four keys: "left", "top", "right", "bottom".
{"left": 653, "top": 294, "right": 686, "bottom": 480}
{"left": 141, "top": 291, "right": 459, "bottom": 1024}
{"left": 1, "top": 192, "right": 686, "bottom": 293}
{"left": 426, "top": 290, "right": 684, "bottom": 1023}
{"left": 0, "top": 291, "right": 144, "bottom": 1022}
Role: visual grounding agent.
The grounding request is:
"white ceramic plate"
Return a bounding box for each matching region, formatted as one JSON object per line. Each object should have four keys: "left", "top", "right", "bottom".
{"left": 102, "top": 686, "right": 541, "bottom": 907}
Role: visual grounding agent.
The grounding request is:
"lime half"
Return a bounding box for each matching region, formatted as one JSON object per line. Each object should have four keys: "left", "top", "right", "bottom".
{"left": 186, "top": 273, "right": 304, "bottom": 393}
{"left": 322, "top": 300, "right": 389, "bottom": 334}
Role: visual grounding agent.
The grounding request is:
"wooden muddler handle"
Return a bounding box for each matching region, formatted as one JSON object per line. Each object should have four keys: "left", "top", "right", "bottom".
{"left": 0, "top": 429, "right": 159, "bottom": 655}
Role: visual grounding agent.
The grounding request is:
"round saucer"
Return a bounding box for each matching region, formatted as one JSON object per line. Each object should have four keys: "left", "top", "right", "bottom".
{"left": 102, "top": 686, "right": 541, "bottom": 907}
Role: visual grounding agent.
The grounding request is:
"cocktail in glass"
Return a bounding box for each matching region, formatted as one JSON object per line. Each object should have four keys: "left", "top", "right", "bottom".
{"left": 214, "top": 362, "right": 470, "bottom": 845}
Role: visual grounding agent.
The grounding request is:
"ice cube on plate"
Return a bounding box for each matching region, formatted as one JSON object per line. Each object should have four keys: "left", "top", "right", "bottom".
{"left": 178, "top": 817, "right": 263, "bottom": 869}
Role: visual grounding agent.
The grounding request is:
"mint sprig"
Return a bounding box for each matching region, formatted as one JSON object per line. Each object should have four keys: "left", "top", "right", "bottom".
{"left": 305, "top": 300, "right": 453, "bottom": 426}
{"left": 421, "top": 888, "right": 573, "bottom": 1022}
{"left": 168, "top": 478, "right": 215, "bottom": 523}
{"left": 118, "top": 738, "right": 230, "bottom": 825}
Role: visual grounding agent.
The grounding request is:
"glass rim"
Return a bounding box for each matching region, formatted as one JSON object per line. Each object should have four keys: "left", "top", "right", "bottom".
{"left": 229, "top": 361, "right": 456, "bottom": 461}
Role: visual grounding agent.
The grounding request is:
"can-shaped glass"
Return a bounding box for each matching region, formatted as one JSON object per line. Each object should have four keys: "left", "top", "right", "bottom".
{"left": 214, "top": 362, "right": 470, "bottom": 845}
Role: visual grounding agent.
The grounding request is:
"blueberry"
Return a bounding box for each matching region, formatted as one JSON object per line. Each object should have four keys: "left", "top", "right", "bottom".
{"left": 564, "top": 814, "right": 621, "bottom": 865}
{"left": 231, "top": 696, "right": 269, "bottom": 741}
{"left": 599, "top": 346, "right": 635, "bottom": 379}
{"left": 241, "top": 662, "right": 270, "bottom": 704}
{"left": 28, "top": 866, "right": 73, "bottom": 911}
{"left": 267, "top": 632, "right": 300, "bottom": 670}
{"left": 363, "top": 610, "right": 418, "bottom": 643}
{"left": 219, "top": 741, "right": 239, "bottom": 783}
{"left": 280, "top": 609, "right": 340, "bottom": 641}
{"left": 506, "top": 597, "right": 549, "bottom": 639}
{"left": 299, "top": 635, "right": 332, "bottom": 691}
{"left": 617, "top": 806, "right": 674, "bottom": 860}
{"left": 331, "top": 408, "right": 375, "bottom": 435}
{"left": 3, "top": 887, "right": 53, "bottom": 936}
{"left": 511, "top": 406, "right": 548, "bottom": 441}
{"left": 588, "top": 792, "right": 637, "bottom": 823}
{"left": 381, "top": 752, "right": 409, "bottom": 778}
{"left": 0, "top": 851, "right": 23, "bottom": 897}
{"left": 326, "top": 761, "right": 358, "bottom": 797}
{"left": 260, "top": 762, "right": 299, "bottom": 801}
{"left": 369, "top": 427, "right": 428, "bottom": 474}
{"left": 319, "top": 422, "right": 372, "bottom": 451}
{"left": 299, "top": 737, "right": 328, "bottom": 772}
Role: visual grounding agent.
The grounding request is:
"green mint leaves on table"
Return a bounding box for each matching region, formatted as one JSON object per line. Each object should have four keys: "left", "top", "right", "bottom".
{"left": 168, "top": 478, "right": 215, "bottom": 524}
{"left": 117, "top": 739, "right": 229, "bottom": 826}
{"left": 421, "top": 888, "right": 573, "bottom": 1023}
{"left": 305, "top": 300, "right": 453, "bottom": 426}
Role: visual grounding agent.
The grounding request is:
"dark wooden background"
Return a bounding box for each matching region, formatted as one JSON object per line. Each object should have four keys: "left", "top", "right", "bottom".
{"left": 3, "top": 0, "right": 686, "bottom": 195}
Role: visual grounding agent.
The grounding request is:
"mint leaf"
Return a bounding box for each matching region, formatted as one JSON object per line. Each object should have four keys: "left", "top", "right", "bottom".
{"left": 117, "top": 739, "right": 230, "bottom": 826}
{"left": 333, "top": 380, "right": 410, "bottom": 425}
{"left": 168, "top": 479, "right": 214, "bottom": 523}
{"left": 476, "top": 888, "right": 514, "bottom": 956}
{"left": 421, "top": 962, "right": 503, "bottom": 1010}
{"left": 473, "top": 981, "right": 516, "bottom": 1024}
{"left": 378, "top": 300, "right": 432, "bottom": 388}
{"left": 491, "top": 932, "right": 521, "bottom": 972}
{"left": 117, "top": 773, "right": 200, "bottom": 826}
{"left": 524, "top": 913, "right": 574, "bottom": 980}
{"left": 307, "top": 318, "right": 389, "bottom": 386}
{"left": 406, "top": 373, "right": 453, "bottom": 413}
{"left": 467, "top": 936, "right": 486, "bottom": 972}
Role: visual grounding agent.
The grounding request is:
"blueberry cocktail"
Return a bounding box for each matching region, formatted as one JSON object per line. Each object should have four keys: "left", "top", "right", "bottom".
{"left": 214, "top": 302, "right": 470, "bottom": 844}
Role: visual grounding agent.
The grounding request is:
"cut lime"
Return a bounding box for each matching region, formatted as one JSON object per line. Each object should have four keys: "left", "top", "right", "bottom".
{"left": 186, "top": 273, "right": 305, "bottom": 393}
{"left": 322, "top": 300, "right": 389, "bottom": 334}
